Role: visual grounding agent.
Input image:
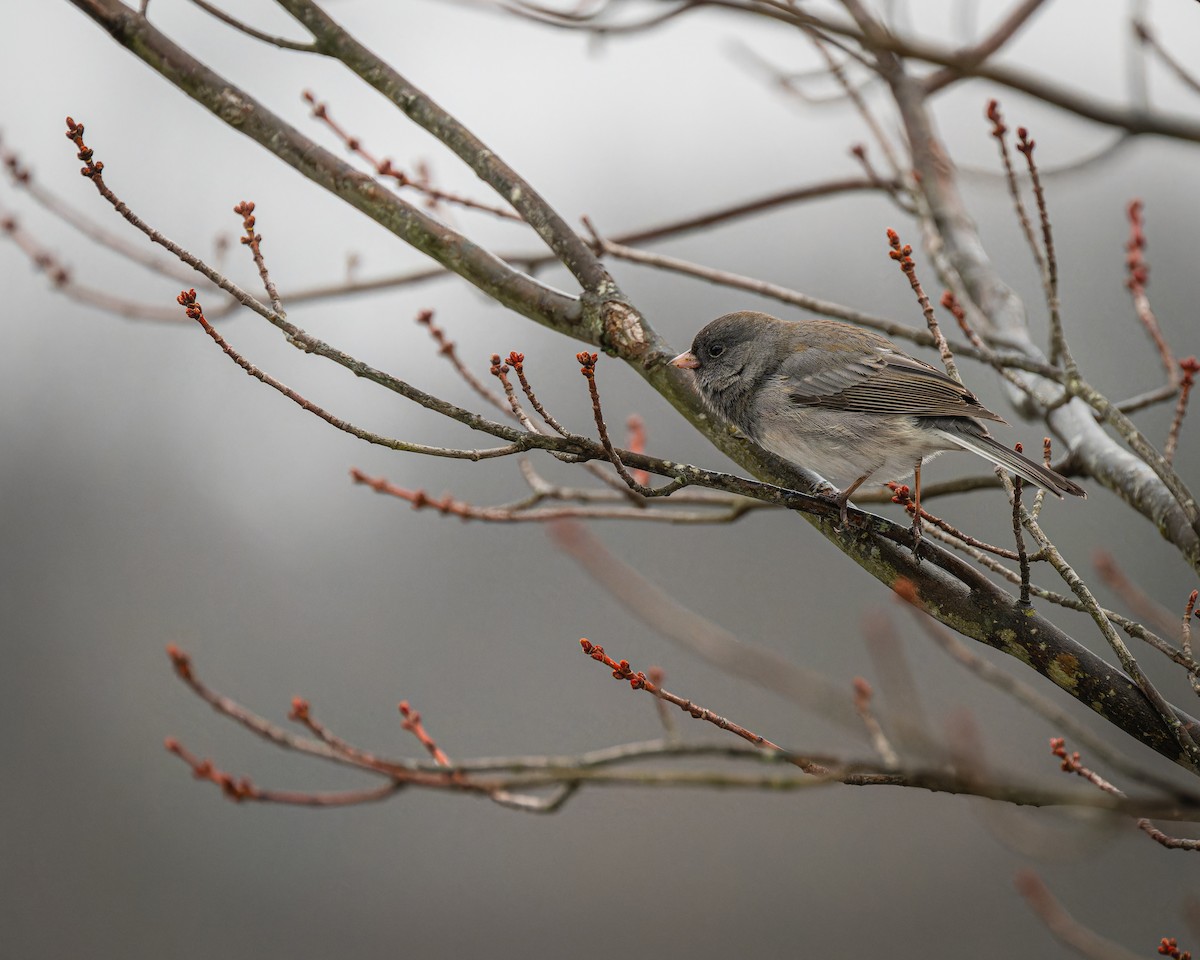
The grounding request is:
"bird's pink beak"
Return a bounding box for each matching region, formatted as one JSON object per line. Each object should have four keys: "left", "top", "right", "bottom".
{"left": 670, "top": 351, "right": 700, "bottom": 370}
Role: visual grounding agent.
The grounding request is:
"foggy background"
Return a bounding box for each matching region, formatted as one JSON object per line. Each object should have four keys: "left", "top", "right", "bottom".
{"left": 4, "top": 2, "right": 1200, "bottom": 957}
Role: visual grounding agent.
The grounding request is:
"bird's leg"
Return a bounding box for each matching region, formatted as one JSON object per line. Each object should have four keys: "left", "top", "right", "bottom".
{"left": 834, "top": 473, "right": 872, "bottom": 531}
{"left": 910, "top": 460, "right": 924, "bottom": 556}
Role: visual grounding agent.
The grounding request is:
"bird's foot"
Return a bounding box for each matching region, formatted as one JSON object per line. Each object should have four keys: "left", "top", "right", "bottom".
{"left": 832, "top": 492, "right": 851, "bottom": 532}
{"left": 910, "top": 514, "right": 924, "bottom": 561}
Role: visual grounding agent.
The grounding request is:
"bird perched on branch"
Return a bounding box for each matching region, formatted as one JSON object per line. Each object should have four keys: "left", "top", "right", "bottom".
{"left": 670, "top": 311, "right": 1084, "bottom": 545}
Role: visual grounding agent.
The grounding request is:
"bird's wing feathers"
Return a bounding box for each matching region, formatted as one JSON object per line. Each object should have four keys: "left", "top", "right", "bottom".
{"left": 781, "top": 343, "right": 1004, "bottom": 421}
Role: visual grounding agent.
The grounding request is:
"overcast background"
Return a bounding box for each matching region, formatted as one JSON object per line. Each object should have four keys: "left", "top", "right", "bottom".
{"left": 4, "top": 2, "right": 1200, "bottom": 957}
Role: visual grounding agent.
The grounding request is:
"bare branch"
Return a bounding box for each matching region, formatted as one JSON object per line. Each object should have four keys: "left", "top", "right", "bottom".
{"left": 185, "top": 0, "right": 319, "bottom": 51}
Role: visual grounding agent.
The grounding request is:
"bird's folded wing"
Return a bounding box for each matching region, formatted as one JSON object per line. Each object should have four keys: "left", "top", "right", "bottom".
{"left": 783, "top": 348, "right": 1004, "bottom": 421}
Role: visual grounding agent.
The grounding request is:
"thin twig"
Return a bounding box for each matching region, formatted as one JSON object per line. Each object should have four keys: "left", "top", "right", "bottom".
{"left": 577, "top": 352, "right": 687, "bottom": 497}
{"left": 510, "top": 352, "right": 569, "bottom": 435}
{"left": 489, "top": 353, "right": 541, "bottom": 433}
{"left": 1051, "top": 738, "right": 1200, "bottom": 851}
{"left": 1183, "top": 590, "right": 1200, "bottom": 697}
{"left": 580, "top": 640, "right": 829, "bottom": 775}
{"left": 1014, "top": 870, "right": 1144, "bottom": 960}
{"left": 888, "top": 228, "right": 959, "bottom": 382}
{"left": 415, "top": 309, "right": 508, "bottom": 412}
{"left": 1125, "top": 200, "right": 1178, "bottom": 388}
{"left": 1016, "top": 125, "right": 1072, "bottom": 373}
{"left": 399, "top": 701, "right": 455, "bottom": 768}
{"left": 178, "top": 290, "right": 522, "bottom": 460}
{"left": 1011, "top": 463, "right": 1031, "bottom": 607}
{"left": 987, "top": 100, "right": 1047, "bottom": 286}
{"left": 348, "top": 468, "right": 754, "bottom": 524}
{"left": 1135, "top": 18, "right": 1200, "bottom": 97}
{"left": 186, "top": 0, "right": 319, "bottom": 51}
{"left": 233, "top": 201, "right": 283, "bottom": 315}
{"left": 1166, "top": 358, "right": 1200, "bottom": 467}
{"left": 302, "top": 90, "right": 523, "bottom": 222}
{"left": 887, "top": 483, "right": 1020, "bottom": 560}
{"left": 1093, "top": 548, "right": 1196, "bottom": 640}
{"left": 853, "top": 678, "right": 900, "bottom": 768}
{"left": 1009, "top": 482, "right": 1200, "bottom": 766}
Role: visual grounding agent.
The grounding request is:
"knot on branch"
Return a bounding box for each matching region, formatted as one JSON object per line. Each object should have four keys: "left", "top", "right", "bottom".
{"left": 597, "top": 299, "right": 646, "bottom": 359}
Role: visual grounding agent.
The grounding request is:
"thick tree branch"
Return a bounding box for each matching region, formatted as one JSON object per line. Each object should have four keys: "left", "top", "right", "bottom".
{"left": 66, "top": 0, "right": 583, "bottom": 336}
{"left": 275, "top": 0, "right": 617, "bottom": 300}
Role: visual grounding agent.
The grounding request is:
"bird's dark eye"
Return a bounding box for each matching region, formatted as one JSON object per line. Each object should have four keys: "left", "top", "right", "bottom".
{"left": 708, "top": 342, "right": 726, "bottom": 358}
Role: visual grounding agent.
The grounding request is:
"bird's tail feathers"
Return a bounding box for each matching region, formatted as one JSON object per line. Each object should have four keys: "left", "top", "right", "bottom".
{"left": 934, "top": 429, "right": 1086, "bottom": 499}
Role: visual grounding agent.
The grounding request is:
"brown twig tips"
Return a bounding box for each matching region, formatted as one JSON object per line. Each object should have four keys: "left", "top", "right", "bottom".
{"left": 489, "top": 352, "right": 540, "bottom": 432}
{"left": 885, "top": 228, "right": 911, "bottom": 267}
{"left": 1049, "top": 737, "right": 1200, "bottom": 849}
{"left": 577, "top": 639, "right": 826, "bottom": 773}
{"left": 1, "top": 143, "right": 31, "bottom": 185}
{"left": 577, "top": 353, "right": 685, "bottom": 498}
{"left": 1159, "top": 937, "right": 1192, "bottom": 959}
{"left": 1016, "top": 127, "right": 1035, "bottom": 158}
{"left": 1126, "top": 199, "right": 1149, "bottom": 293}
{"left": 64, "top": 116, "right": 103, "bottom": 183}
{"left": 986, "top": 99, "right": 1007, "bottom": 138}
{"left": 413, "top": 310, "right": 508, "bottom": 412}
{"left": 1123, "top": 200, "right": 1177, "bottom": 389}
{"left": 233, "top": 200, "right": 259, "bottom": 245}
{"left": 852, "top": 677, "right": 873, "bottom": 710}
{"left": 302, "top": 89, "right": 520, "bottom": 220}
{"left": 177, "top": 288, "right": 202, "bottom": 321}
{"left": 580, "top": 638, "right": 646, "bottom": 688}
{"left": 399, "top": 700, "right": 454, "bottom": 767}
{"left": 986, "top": 103, "right": 1065, "bottom": 366}
{"left": 230, "top": 200, "right": 282, "bottom": 313}
{"left": 300, "top": 90, "right": 326, "bottom": 119}
{"left": 888, "top": 482, "right": 1020, "bottom": 560}
{"left": 164, "top": 737, "right": 258, "bottom": 802}
{"left": 1050, "top": 737, "right": 1114, "bottom": 787}
{"left": 0, "top": 211, "right": 72, "bottom": 286}
{"left": 1166, "top": 357, "right": 1200, "bottom": 466}
{"left": 351, "top": 469, "right": 480, "bottom": 518}
{"left": 887, "top": 229, "right": 959, "bottom": 381}
{"left": 939, "top": 290, "right": 965, "bottom": 325}
{"left": 166, "top": 643, "right": 193, "bottom": 681}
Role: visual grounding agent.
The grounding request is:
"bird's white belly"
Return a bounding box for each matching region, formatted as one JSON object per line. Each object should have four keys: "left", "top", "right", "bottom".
{"left": 753, "top": 408, "right": 954, "bottom": 488}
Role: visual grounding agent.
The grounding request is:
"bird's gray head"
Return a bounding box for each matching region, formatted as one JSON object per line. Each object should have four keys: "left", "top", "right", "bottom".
{"left": 670, "top": 312, "right": 784, "bottom": 423}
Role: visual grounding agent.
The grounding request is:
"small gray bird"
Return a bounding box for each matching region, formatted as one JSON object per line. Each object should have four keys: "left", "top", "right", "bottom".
{"left": 670, "top": 311, "right": 1084, "bottom": 538}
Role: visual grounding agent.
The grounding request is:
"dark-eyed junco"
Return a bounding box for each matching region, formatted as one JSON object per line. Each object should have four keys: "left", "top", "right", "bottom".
{"left": 670, "top": 311, "right": 1084, "bottom": 538}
